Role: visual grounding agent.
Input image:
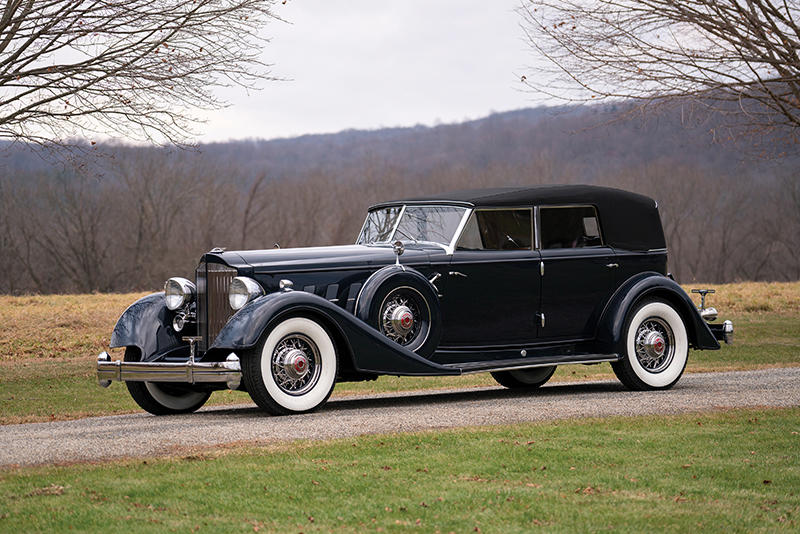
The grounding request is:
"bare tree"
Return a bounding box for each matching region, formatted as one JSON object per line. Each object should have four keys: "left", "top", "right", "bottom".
{"left": 519, "top": 1, "right": 800, "bottom": 131}
{"left": 0, "top": 0, "right": 280, "bottom": 145}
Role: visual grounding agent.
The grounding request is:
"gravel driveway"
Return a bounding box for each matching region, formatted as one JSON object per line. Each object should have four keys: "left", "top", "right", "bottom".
{"left": 1, "top": 368, "right": 798, "bottom": 467}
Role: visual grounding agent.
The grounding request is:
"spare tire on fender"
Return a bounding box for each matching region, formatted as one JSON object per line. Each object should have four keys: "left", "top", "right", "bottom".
{"left": 355, "top": 266, "right": 442, "bottom": 358}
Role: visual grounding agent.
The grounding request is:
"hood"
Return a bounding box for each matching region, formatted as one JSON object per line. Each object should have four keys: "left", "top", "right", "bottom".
{"left": 207, "top": 244, "right": 433, "bottom": 273}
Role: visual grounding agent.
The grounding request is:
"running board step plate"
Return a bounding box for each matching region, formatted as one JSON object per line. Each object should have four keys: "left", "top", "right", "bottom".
{"left": 444, "top": 354, "right": 620, "bottom": 375}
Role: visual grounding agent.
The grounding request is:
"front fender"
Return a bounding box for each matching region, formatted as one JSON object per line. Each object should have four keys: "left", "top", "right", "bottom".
{"left": 596, "top": 272, "right": 720, "bottom": 352}
{"left": 211, "top": 291, "right": 458, "bottom": 376}
{"left": 109, "top": 292, "right": 188, "bottom": 361}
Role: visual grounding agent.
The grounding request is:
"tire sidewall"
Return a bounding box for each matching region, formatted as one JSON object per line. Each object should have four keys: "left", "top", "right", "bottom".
{"left": 365, "top": 271, "right": 442, "bottom": 358}
{"left": 144, "top": 383, "right": 209, "bottom": 411}
{"left": 624, "top": 300, "right": 688, "bottom": 389}
{"left": 508, "top": 366, "right": 556, "bottom": 386}
{"left": 256, "top": 317, "right": 337, "bottom": 413}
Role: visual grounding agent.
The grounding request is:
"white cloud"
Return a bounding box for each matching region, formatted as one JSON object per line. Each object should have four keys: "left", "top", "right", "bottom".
{"left": 200, "top": 0, "right": 536, "bottom": 141}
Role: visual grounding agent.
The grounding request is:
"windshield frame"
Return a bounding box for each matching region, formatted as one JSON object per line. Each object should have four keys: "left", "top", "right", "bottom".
{"left": 356, "top": 203, "right": 472, "bottom": 255}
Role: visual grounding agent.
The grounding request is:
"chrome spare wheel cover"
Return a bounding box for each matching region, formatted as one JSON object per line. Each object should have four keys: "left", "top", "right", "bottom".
{"left": 381, "top": 288, "right": 423, "bottom": 346}
{"left": 634, "top": 317, "right": 675, "bottom": 373}
{"left": 271, "top": 334, "right": 322, "bottom": 395}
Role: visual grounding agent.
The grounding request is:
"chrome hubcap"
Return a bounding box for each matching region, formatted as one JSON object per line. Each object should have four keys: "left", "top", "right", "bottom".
{"left": 271, "top": 334, "right": 321, "bottom": 395}
{"left": 390, "top": 305, "right": 415, "bottom": 335}
{"left": 635, "top": 317, "right": 675, "bottom": 373}
{"left": 381, "top": 290, "right": 423, "bottom": 346}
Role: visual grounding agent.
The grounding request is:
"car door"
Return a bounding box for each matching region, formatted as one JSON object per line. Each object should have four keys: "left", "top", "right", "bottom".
{"left": 537, "top": 205, "right": 616, "bottom": 341}
{"left": 437, "top": 207, "right": 541, "bottom": 348}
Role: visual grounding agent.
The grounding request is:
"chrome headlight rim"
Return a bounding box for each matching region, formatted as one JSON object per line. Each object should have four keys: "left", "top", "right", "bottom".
{"left": 164, "top": 277, "right": 196, "bottom": 311}
{"left": 229, "top": 276, "right": 264, "bottom": 311}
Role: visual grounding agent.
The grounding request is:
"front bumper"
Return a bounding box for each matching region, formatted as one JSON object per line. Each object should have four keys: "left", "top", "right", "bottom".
{"left": 708, "top": 320, "right": 734, "bottom": 345}
{"left": 96, "top": 352, "right": 242, "bottom": 390}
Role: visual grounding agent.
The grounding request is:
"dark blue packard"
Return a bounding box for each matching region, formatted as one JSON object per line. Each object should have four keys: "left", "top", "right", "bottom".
{"left": 97, "top": 185, "right": 733, "bottom": 415}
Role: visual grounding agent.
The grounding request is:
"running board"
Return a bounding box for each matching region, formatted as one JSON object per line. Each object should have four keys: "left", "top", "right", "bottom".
{"left": 444, "top": 353, "right": 620, "bottom": 375}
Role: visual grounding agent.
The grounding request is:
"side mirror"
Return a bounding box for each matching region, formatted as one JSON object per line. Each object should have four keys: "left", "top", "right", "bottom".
{"left": 393, "top": 240, "right": 405, "bottom": 265}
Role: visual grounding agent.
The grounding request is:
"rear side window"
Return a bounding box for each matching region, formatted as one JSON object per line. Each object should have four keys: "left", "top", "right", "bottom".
{"left": 540, "top": 206, "right": 603, "bottom": 249}
{"left": 457, "top": 209, "right": 532, "bottom": 251}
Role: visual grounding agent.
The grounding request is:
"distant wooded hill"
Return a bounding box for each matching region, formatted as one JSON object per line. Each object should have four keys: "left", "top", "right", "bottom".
{"left": 1, "top": 103, "right": 798, "bottom": 293}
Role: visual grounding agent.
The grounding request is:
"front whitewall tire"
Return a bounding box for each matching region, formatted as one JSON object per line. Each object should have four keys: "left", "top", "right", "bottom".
{"left": 244, "top": 317, "right": 337, "bottom": 415}
{"left": 145, "top": 383, "right": 209, "bottom": 411}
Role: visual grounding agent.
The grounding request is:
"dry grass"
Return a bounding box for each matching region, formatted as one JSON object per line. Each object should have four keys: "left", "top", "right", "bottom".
{"left": 684, "top": 281, "right": 800, "bottom": 314}
{"left": 0, "top": 292, "right": 148, "bottom": 362}
{"left": 0, "top": 282, "right": 797, "bottom": 363}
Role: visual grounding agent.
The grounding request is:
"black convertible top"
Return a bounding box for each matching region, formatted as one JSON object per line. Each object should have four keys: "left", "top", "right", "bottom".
{"left": 372, "top": 185, "right": 666, "bottom": 251}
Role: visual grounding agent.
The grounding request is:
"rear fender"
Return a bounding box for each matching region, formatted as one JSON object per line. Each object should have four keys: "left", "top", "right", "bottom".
{"left": 110, "top": 292, "right": 188, "bottom": 361}
{"left": 211, "top": 290, "right": 458, "bottom": 376}
{"left": 596, "top": 272, "right": 720, "bottom": 352}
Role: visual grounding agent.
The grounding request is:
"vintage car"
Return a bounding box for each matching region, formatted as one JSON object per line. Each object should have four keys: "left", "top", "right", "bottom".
{"left": 97, "top": 185, "right": 734, "bottom": 416}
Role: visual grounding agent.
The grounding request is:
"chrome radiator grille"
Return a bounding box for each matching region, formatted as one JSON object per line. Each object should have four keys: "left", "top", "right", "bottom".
{"left": 196, "top": 261, "right": 237, "bottom": 351}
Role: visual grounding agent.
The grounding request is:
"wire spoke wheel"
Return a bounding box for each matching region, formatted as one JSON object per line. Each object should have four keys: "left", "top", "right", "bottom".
{"left": 612, "top": 299, "right": 689, "bottom": 391}
{"left": 379, "top": 286, "right": 430, "bottom": 348}
{"left": 634, "top": 317, "right": 675, "bottom": 373}
{"left": 270, "top": 333, "right": 322, "bottom": 396}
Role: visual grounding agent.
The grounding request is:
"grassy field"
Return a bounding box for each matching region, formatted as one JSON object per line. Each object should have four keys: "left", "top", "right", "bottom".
{"left": 0, "top": 282, "right": 798, "bottom": 424}
{"left": 0, "top": 407, "right": 797, "bottom": 532}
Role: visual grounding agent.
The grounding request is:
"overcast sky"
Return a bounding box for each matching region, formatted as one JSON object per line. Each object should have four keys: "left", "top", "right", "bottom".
{"left": 199, "top": 0, "right": 537, "bottom": 142}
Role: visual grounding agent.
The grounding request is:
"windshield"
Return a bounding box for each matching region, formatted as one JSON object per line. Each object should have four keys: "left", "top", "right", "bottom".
{"left": 357, "top": 205, "right": 468, "bottom": 248}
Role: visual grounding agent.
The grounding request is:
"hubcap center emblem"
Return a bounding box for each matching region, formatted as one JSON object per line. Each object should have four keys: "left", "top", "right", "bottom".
{"left": 283, "top": 349, "right": 310, "bottom": 380}
{"left": 390, "top": 305, "right": 415, "bottom": 335}
{"left": 643, "top": 331, "right": 666, "bottom": 359}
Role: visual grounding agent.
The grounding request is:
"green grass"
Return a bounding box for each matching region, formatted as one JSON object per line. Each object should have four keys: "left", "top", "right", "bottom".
{"left": 0, "top": 408, "right": 798, "bottom": 532}
{"left": 1, "top": 311, "right": 797, "bottom": 424}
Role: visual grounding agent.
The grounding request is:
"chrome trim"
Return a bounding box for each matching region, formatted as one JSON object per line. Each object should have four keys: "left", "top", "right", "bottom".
{"left": 279, "top": 279, "right": 294, "bottom": 291}
{"left": 540, "top": 261, "right": 544, "bottom": 276}
{"left": 447, "top": 208, "right": 474, "bottom": 255}
{"left": 164, "top": 277, "right": 196, "bottom": 311}
{"left": 450, "top": 354, "right": 620, "bottom": 375}
{"left": 723, "top": 320, "right": 734, "bottom": 344}
{"left": 97, "top": 352, "right": 242, "bottom": 390}
{"left": 229, "top": 276, "right": 265, "bottom": 310}
{"left": 700, "top": 307, "right": 718, "bottom": 322}
{"left": 393, "top": 240, "right": 405, "bottom": 265}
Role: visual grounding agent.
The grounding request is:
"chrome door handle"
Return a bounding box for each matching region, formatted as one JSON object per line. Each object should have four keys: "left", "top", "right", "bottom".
{"left": 448, "top": 271, "right": 467, "bottom": 278}
{"left": 605, "top": 263, "right": 619, "bottom": 268}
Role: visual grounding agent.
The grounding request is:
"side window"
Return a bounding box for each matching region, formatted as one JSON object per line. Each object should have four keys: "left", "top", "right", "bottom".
{"left": 457, "top": 209, "right": 532, "bottom": 251}
{"left": 540, "top": 206, "right": 603, "bottom": 249}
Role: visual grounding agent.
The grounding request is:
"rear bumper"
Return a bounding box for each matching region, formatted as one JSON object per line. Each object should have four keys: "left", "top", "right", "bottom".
{"left": 96, "top": 352, "right": 241, "bottom": 390}
{"left": 708, "top": 320, "right": 734, "bottom": 345}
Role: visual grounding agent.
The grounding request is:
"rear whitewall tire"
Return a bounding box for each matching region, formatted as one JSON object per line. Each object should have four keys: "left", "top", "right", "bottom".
{"left": 244, "top": 317, "right": 337, "bottom": 415}
{"left": 612, "top": 300, "right": 689, "bottom": 390}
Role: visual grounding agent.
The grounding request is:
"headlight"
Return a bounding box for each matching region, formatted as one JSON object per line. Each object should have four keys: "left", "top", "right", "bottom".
{"left": 164, "top": 277, "right": 196, "bottom": 311}
{"left": 229, "top": 276, "right": 264, "bottom": 310}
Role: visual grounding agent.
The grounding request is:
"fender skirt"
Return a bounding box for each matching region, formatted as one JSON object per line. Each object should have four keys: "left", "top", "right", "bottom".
{"left": 596, "top": 272, "right": 720, "bottom": 352}
{"left": 109, "top": 292, "right": 188, "bottom": 361}
{"left": 211, "top": 291, "right": 459, "bottom": 376}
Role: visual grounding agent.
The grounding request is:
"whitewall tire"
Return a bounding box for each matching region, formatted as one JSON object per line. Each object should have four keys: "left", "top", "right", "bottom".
{"left": 612, "top": 299, "right": 689, "bottom": 390}
{"left": 243, "top": 316, "right": 338, "bottom": 415}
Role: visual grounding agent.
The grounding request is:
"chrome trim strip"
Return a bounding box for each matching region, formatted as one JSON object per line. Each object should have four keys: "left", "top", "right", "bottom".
{"left": 97, "top": 352, "right": 241, "bottom": 389}
{"left": 447, "top": 208, "right": 473, "bottom": 255}
{"left": 447, "top": 354, "right": 620, "bottom": 375}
